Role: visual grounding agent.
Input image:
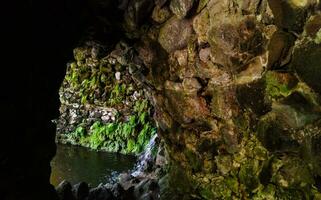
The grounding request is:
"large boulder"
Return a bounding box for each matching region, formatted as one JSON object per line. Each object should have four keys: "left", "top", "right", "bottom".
{"left": 170, "top": 0, "right": 195, "bottom": 19}
{"left": 158, "top": 17, "right": 194, "bottom": 53}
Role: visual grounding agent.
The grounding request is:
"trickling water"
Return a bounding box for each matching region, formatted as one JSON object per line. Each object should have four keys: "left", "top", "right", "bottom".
{"left": 51, "top": 134, "right": 158, "bottom": 187}
{"left": 131, "top": 134, "right": 158, "bottom": 177}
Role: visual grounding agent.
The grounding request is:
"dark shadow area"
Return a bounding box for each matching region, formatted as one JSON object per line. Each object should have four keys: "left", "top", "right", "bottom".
{"left": 0, "top": 1, "right": 123, "bottom": 199}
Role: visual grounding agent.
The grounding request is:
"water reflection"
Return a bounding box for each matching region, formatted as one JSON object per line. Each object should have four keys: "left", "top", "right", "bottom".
{"left": 50, "top": 143, "right": 136, "bottom": 187}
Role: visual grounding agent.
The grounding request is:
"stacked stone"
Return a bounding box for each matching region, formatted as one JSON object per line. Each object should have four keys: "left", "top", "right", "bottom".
{"left": 56, "top": 41, "right": 152, "bottom": 150}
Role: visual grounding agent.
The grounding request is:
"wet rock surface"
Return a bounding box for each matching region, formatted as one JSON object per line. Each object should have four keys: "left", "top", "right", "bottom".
{"left": 56, "top": 41, "right": 156, "bottom": 154}
{"left": 18, "top": 0, "right": 321, "bottom": 199}
{"left": 99, "top": 0, "right": 321, "bottom": 199}
{"left": 56, "top": 136, "right": 165, "bottom": 200}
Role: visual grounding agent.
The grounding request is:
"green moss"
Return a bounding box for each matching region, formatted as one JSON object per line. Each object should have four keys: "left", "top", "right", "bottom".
{"left": 252, "top": 184, "right": 276, "bottom": 200}
{"left": 225, "top": 176, "right": 239, "bottom": 194}
{"left": 312, "top": 186, "right": 321, "bottom": 200}
{"left": 315, "top": 29, "right": 321, "bottom": 44}
{"left": 165, "top": 164, "right": 195, "bottom": 200}
{"left": 199, "top": 186, "right": 215, "bottom": 200}
{"left": 63, "top": 96, "right": 156, "bottom": 154}
{"left": 210, "top": 178, "right": 234, "bottom": 199}
{"left": 238, "top": 160, "right": 260, "bottom": 192}
{"left": 215, "top": 155, "right": 233, "bottom": 175}
{"left": 270, "top": 156, "right": 314, "bottom": 188}
{"left": 184, "top": 149, "right": 202, "bottom": 172}
{"left": 66, "top": 114, "right": 156, "bottom": 154}
{"left": 63, "top": 97, "right": 156, "bottom": 154}
{"left": 192, "top": 133, "right": 321, "bottom": 199}
{"left": 265, "top": 72, "right": 296, "bottom": 100}
{"left": 197, "top": 0, "right": 209, "bottom": 13}
{"left": 108, "top": 83, "right": 127, "bottom": 106}
{"left": 59, "top": 44, "right": 157, "bottom": 154}
{"left": 73, "top": 47, "right": 87, "bottom": 62}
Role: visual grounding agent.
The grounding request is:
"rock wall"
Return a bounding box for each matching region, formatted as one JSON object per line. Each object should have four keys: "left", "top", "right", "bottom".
{"left": 4, "top": 0, "right": 321, "bottom": 199}
{"left": 112, "top": 0, "right": 321, "bottom": 199}
{"left": 56, "top": 41, "right": 156, "bottom": 154}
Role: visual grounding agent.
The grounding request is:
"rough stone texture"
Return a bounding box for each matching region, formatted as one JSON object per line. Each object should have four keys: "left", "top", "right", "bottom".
{"left": 87, "top": 186, "right": 115, "bottom": 200}
{"left": 152, "top": 5, "right": 172, "bottom": 24}
{"left": 5, "top": 0, "right": 321, "bottom": 199}
{"left": 115, "top": 0, "right": 321, "bottom": 199}
{"left": 158, "top": 17, "right": 194, "bottom": 53}
{"left": 170, "top": 0, "right": 195, "bottom": 19}
{"left": 291, "top": 39, "right": 321, "bottom": 93}
{"left": 56, "top": 180, "right": 75, "bottom": 200}
{"left": 56, "top": 41, "right": 156, "bottom": 154}
{"left": 72, "top": 182, "right": 89, "bottom": 200}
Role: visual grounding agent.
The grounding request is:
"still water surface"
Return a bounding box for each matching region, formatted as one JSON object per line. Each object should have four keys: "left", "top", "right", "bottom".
{"left": 50, "top": 144, "right": 136, "bottom": 187}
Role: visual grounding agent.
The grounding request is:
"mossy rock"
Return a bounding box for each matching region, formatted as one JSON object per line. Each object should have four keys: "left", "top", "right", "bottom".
{"left": 170, "top": 0, "right": 195, "bottom": 19}
{"left": 264, "top": 71, "right": 298, "bottom": 101}
{"left": 207, "top": 11, "right": 265, "bottom": 70}
{"left": 271, "top": 156, "right": 314, "bottom": 188}
{"left": 158, "top": 17, "right": 194, "bottom": 53}
{"left": 238, "top": 159, "right": 261, "bottom": 192}
{"left": 315, "top": 29, "right": 321, "bottom": 44}
{"left": 193, "top": 8, "right": 209, "bottom": 44}
{"left": 304, "top": 14, "right": 321, "bottom": 39}
{"left": 267, "top": 30, "right": 296, "bottom": 69}
{"left": 268, "top": 0, "right": 309, "bottom": 32}
{"left": 215, "top": 155, "right": 233, "bottom": 175}
{"left": 183, "top": 149, "right": 202, "bottom": 172}
{"left": 159, "top": 164, "right": 194, "bottom": 200}
{"left": 236, "top": 79, "right": 271, "bottom": 116}
{"left": 291, "top": 41, "right": 321, "bottom": 94}
{"left": 73, "top": 47, "right": 90, "bottom": 62}
{"left": 257, "top": 103, "right": 316, "bottom": 152}
{"left": 152, "top": 5, "right": 172, "bottom": 24}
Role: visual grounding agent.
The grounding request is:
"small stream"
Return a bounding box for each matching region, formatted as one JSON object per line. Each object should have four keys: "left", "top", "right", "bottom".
{"left": 50, "top": 143, "right": 137, "bottom": 187}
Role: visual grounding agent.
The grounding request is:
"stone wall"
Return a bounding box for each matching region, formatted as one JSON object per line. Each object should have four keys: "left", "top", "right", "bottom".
{"left": 56, "top": 41, "right": 156, "bottom": 154}
{"left": 4, "top": 0, "right": 321, "bottom": 199}
{"left": 113, "top": 0, "right": 321, "bottom": 199}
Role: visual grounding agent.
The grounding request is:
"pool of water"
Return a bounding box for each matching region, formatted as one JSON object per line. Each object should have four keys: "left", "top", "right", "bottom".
{"left": 50, "top": 143, "right": 137, "bottom": 187}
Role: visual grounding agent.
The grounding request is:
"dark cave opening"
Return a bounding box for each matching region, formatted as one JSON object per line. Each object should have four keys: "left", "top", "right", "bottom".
{"left": 1, "top": 1, "right": 125, "bottom": 199}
